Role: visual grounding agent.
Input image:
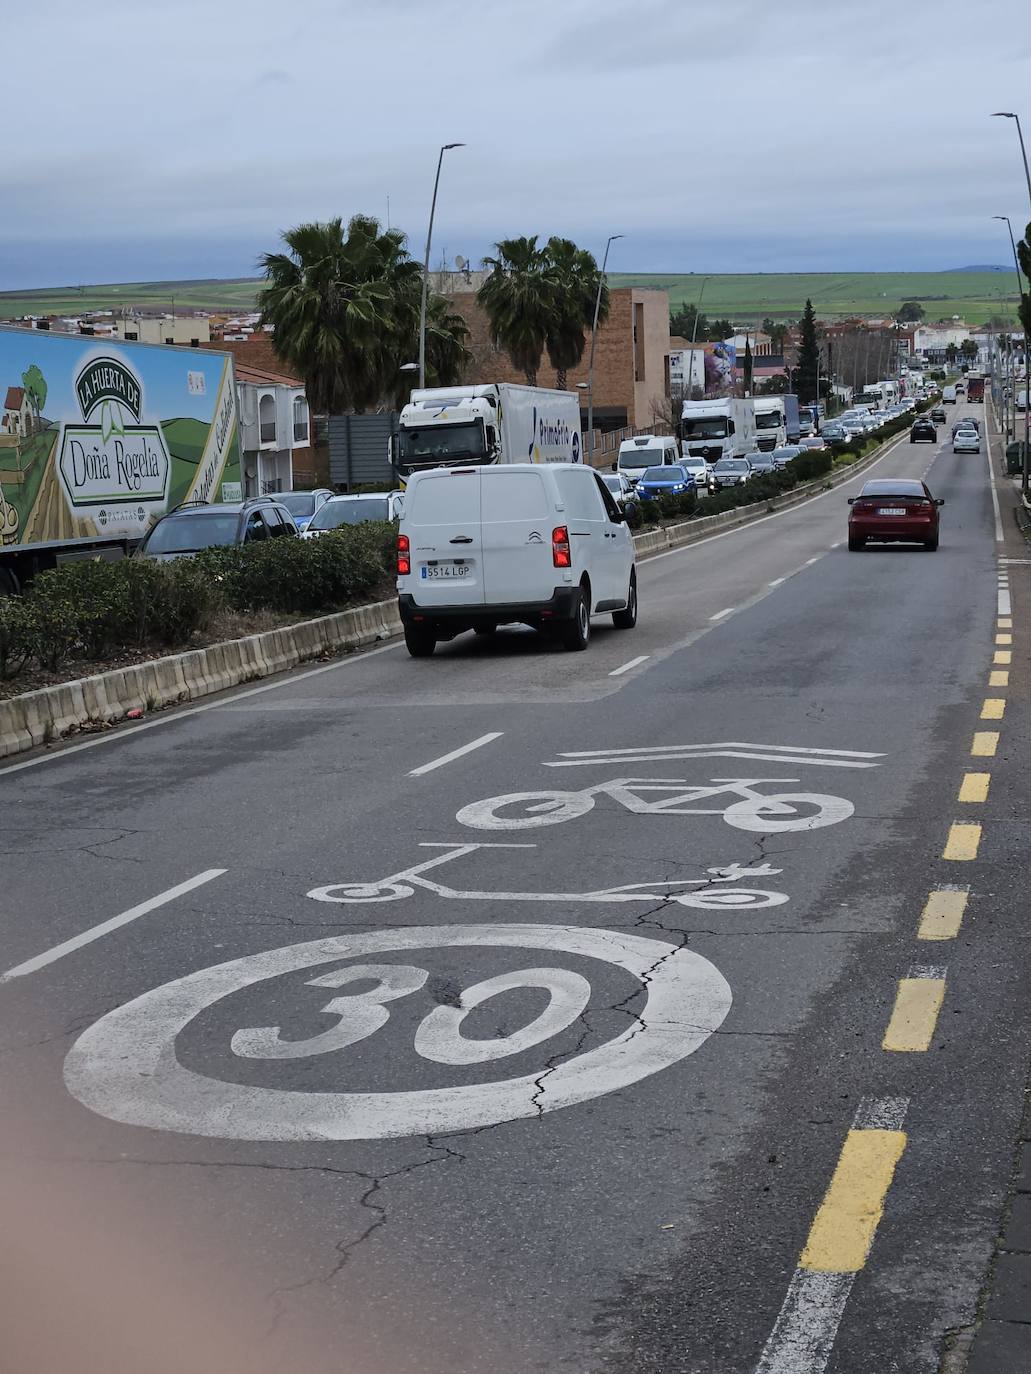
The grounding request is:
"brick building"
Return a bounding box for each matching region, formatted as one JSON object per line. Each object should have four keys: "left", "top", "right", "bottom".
{"left": 448, "top": 287, "right": 671, "bottom": 435}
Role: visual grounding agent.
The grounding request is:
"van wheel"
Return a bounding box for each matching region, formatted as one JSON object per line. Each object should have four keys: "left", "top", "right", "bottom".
{"left": 612, "top": 572, "right": 637, "bottom": 629}
{"left": 404, "top": 624, "right": 436, "bottom": 657}
{"left": 561, "top": 588, "right": 591, "bottom": 651}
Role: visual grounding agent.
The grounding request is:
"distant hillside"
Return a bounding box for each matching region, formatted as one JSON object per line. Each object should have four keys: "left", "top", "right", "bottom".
{"left": 945, "top": 265, "right": 1010, "bottom": 273}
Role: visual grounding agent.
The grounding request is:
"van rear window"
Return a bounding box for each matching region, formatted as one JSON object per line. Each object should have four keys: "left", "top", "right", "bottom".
{"left": 407, "top": 471, "right": 480, "bottom": 524}
{"left": 480, "top": 471, "right": 549, "bottom": 522}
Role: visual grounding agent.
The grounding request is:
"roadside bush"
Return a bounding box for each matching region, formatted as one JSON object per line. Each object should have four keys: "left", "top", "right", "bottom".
{"left": 30, "top": 560, "right": 130, "bottom": 660}
{"left": 149, "top": 559, "right": 223, "bottom": 645}
{"left": 0, "top": 595, "right": 33, "bottom": 679}
{"left": 786, "top": 450, "right": 834, "bottom": 483}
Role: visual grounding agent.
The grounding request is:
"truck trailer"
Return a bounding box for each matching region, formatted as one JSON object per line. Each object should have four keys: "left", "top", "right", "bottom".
{"left": 395, "top": 384, "right": 582, "bottom": 480}
{"left": 0, "top": 327, "right": 242, "bottom": 590}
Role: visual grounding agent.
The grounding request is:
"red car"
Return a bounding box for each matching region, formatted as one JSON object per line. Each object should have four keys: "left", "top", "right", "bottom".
{"left": 847, "top": 479, "right": 944, "bottom": 552}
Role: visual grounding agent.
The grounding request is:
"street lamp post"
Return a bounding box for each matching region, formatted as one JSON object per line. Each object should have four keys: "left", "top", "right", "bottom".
{"left": 586, "top": 234, "right": 622, "bottom": 462}
{"left": 993, "top": 213, "right": 1030, "bottom": 493}
{"left": 993, "top": 112, "right": 1031, "bottom": 209}
{"left": 688, "top": 277, "right": 709, "bottom": 400}
{"left": 419, "top": 143, "right": 464, "bottom": 390}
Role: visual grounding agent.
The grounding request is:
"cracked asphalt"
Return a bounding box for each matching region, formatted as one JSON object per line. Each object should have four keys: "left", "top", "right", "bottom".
{"left": 1, "top": 412, "right": 1026, "bottom": 1373}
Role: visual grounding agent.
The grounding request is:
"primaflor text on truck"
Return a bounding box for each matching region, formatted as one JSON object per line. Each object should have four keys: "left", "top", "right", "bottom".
{"left": 395, "top": 383, "right": 582, "bottom": 479}
{"left": 0, "top": 327, "right": 242, "bottom": 589}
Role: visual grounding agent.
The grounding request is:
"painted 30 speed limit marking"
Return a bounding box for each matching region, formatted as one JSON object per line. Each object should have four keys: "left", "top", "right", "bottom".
{"left": 64, "top": 925, "right": 732, "bottom": 1142}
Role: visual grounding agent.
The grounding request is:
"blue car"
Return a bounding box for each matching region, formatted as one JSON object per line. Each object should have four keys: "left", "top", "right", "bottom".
{"left": 635, "top": 464, "right": 695, "bottom": 501}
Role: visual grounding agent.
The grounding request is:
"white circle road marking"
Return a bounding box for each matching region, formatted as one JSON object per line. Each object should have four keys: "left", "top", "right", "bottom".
{"left": 63, "top": 925, "right": 732, "bottom": 1142}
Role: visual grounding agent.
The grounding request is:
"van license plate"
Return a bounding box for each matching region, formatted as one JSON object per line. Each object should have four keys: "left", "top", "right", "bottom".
{"left": 422, "top": 563, "right": 469, "bottom": 579}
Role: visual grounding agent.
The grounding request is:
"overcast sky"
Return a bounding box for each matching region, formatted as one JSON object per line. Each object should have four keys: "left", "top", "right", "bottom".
{"left": 4, "top": 0, "right": 1031, "bottom": 289}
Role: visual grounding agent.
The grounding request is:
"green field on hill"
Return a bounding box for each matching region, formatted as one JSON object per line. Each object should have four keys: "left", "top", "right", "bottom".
{"left": 609, "top": 271, "right": 1019, "bottom": 326}
{"left": 0, "top": 269, "right": 1020, "bottom": 326}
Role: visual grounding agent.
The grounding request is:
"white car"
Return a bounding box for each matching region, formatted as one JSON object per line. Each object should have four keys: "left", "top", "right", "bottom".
{"left": 301, "top": 491, "right": 405, "bottom": 536}
{"left": 601, "top": 471, "right": 639, "bottom": 509}
{"left": 679, "top": 454, "right": 715, "bottom": 492}
{"left": 397, "top": 463, "right": 636, "bottom": 656}
{"left": 953, "top": 428, "right": 980, "bottom": 453}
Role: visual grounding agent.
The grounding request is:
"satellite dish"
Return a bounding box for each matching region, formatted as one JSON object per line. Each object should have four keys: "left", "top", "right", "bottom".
{"left": 455, "top": 255, "right": 467, "bottom": 270}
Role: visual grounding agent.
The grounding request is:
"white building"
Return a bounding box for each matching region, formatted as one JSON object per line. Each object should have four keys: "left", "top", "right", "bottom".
{"left": 112, "top": 316, "right": 212, "bottom": 346}
{"left": 668, "top": 347, "right": 707, "bottom": 396}
{"left": 235, "top": 364, "right": 310, "bottom": 496}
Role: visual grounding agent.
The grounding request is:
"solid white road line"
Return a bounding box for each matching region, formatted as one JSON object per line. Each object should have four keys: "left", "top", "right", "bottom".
{"left": 984, "top": 425, "right": 1004, "bottom": 544}
{"left": 608, "top": 655, "right": 650, "bottom": 677}
{"left": 805, "top": 557, "right": 820, "bottom": 566}
{"left": 407, "top": 731, "right": 504, "bottom": 777}
{"left": 0, "top": 640, "right": 403, "bottom": 779}
{"left": 710, "top": 608, "right": 735, "bottom": 621}
{"left": 768, "top": 577, "right": 786, "bottom": 587}
{"left": 0, "top": 869, "right": 227, "bottom": 983}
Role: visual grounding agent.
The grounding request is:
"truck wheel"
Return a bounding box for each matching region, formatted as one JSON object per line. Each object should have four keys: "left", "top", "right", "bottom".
{"left": 404, "top": 624, "right": 436, "bottom": 658}
{"left": 561, "top": 587, "right": 591, "bottom": 651}
{"left": 612, "top": 572, "right": 637, "bottom": 629}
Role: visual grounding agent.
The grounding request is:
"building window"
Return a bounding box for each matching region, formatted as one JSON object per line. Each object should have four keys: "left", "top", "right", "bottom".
{"left": 259, "top": 393, "right": 277, "bottom": 445}
{"left": 292, "top": 395, "right": 309, "bottom": 443}
{"left": 634, "top": 303, "right": 646, "bottom": 382}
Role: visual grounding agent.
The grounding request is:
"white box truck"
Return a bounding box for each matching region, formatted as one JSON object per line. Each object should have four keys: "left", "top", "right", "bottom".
{"left": 396, "top": 383, "right": 582, "bottom": 480}
{"left": 681, "top": 398, "right": 756, "bottom": 462}
{"left": 753, "top": 396, "right": 787, "bottom": 451}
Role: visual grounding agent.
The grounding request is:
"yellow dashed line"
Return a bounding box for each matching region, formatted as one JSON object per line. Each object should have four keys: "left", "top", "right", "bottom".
{"left": 998, "top": 618, "right": 1012, "bottom": 629}
{"left": 958, "top": 772, "right": 991, "bottom": 803}
{"left": 800, "top": 1129, "right": 907, "bottom": 1272}
{"left": 996, "top": 633, "right": 1013, "bottom": 646}
{"left": 918, "top": 888, "right": 968, "bottom": 940}
{"left": 990, "top": 670, "right": 1010, "bottom": 687}
{"left": 972, "top": 732, "right": 999, "bottom": 756}
{"left": 994, "top": 650, "right": 1012, "bottom": 665}
{"left": 943, "top": 823, "right": 981, "bottom": 861}
{"left": 981, "top": 698, "right": 1006, "bottom": 720}
{"left": 882, "top": 975, "right": 946, "bottom": 1052}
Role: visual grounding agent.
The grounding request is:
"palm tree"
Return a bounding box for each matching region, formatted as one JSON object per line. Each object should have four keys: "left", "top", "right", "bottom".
{"left": 478, "top": 236, "right": 553, "bottom": 385}
{"left": 945, "top": 342, "right": 959, "bottom": 368}
{"left": 542, "top": 237, "right": 608, "bottom": 389}
{"left": 258, "top": 215, "right": 468, "bottom": 414}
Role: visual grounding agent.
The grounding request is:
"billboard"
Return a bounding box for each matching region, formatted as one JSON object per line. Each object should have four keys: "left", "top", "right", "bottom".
{"left": 704, "top": 341, "right": 736, "bottom": 398}
{"left": 0, "top": 328, "right": 241, "bottom": 549}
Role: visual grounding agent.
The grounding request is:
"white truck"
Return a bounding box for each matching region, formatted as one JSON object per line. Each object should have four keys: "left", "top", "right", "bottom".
{"left": 942, "top": 385, "right": 958, "bottom": 404}
{"left": 753, "top": 396, "right": 787, "bottom": 451}
{"left": 681, "top": 398, "right": 756, "bottom": 463}
{"left": 396, "top": 383, "right": 582, "bottom": 480}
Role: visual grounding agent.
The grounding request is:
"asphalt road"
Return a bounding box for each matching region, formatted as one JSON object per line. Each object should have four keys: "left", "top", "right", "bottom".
{"left": 1, "top": 405, "right": 1024, "bottom": 1374}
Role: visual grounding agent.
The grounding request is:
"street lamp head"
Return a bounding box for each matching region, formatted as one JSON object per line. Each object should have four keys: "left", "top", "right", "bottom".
{"left": 443, "top": 142, "right": 465, "bottom": 150}
{"left": 993, "top": 112, "right": 1016, "bottom": 119}
{"left": 400, "top": 362, "right": 419, "bottom": 372}
{"left": 576, "top": 381, "right": 590, "bottom": 390}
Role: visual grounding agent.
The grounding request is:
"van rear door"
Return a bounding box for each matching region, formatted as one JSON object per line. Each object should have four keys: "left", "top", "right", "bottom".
{"left": 479, "top": 467, "right": 558, "bottom": 606}
{"left": 405, "top": 468, "right": 485, "bottom": 608}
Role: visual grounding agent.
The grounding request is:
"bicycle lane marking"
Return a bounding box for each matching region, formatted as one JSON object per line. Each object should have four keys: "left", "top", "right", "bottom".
{"left": 63, "top": 924, "right": 733, "bottom": 1141}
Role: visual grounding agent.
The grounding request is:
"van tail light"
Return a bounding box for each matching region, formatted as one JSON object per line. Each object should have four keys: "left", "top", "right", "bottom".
{"left": 552, "top": 526, "right": 571, "bottom": 568}
{"left": 397, "top": 533, "right": 411, "bottom": 576}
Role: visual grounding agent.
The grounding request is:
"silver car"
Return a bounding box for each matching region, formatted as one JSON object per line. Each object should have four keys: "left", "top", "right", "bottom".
{"left": 301, "top": 491, "right": 405, "bottom": 536}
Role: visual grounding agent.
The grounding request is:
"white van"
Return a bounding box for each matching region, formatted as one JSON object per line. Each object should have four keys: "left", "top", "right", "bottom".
{"left": 397, "top": 463, "right": 637, "bottom": 656}
{"left": 616, "top": 434, "right": 680, "bottom": 485}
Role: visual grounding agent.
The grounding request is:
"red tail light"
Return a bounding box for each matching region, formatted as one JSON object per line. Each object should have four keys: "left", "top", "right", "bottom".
{"left": 397, "top": 533, "right": 411, "bottom": 576}
{"left": 552, "top": 525, "right": 571, "bottom": 568}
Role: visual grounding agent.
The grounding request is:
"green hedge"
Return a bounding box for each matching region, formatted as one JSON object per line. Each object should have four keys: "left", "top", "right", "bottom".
{"left": 0, "top": 521, "right": 397, "bottom": 680}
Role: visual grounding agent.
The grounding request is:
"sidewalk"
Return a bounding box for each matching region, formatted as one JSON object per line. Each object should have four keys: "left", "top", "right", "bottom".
{"left": 955, "top": 408, "right": 1031, "bottom": 1373}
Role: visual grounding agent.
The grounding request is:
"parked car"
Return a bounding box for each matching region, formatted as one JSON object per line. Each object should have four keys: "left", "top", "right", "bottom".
{"left": 953, "top": 428, "right": 980, "bottom": 453}
{"left": 711, "top": 457, "right": 753, "bottom": 489}
{"left": 745, "top": 451, "right": 778, "bottom": 476}
{"left": 635, "top": 464, "right": 696, "bottom": 501}
{"left": 601, "top": 471, "right": 640, "bottom": 511}
{"left": 771, "top": 445, "right": 804, "bottom": 468}
{"left": 302, "top": 491, "right": 405, "bottom": 536}
{"left": 847, "top": 479, "right": 943, "bottom": 551}
{"left": 397, "top": 463, "right": 636, "bottom": 656}
{"left": 910, "top": 417, "right": 937, "bottom": 443}
{"left": 138, "top": 497, "right": 298, "bottom": 560}
{"left": 276, "top": 488, "right": 335, "bottom": 532}
{"left": 930, "top": 407, "right": 947, "bottom": 424}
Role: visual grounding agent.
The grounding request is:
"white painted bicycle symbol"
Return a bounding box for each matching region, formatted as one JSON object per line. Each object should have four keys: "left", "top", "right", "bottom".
{"left": 307, "top": 842, "right": 790, "bottom": 910}
{"left": 456, "top": 777, "right": 855, "bottom": 833}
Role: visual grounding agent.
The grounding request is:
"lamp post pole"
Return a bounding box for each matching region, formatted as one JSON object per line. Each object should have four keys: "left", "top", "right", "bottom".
{"left": 994, "top": 214, "right": 1030, "bottom": 493}
{"left": 419, "top": 143, "right": 464, "bottom": 390}
{"left": 586, "top": 234, "right": 622, "bottom": 462}
{"left": 994, "top": 112, "right": 1031, "bottom": 208}
{"left": 688, "top": 276, "right": 708, "bottom": 400}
